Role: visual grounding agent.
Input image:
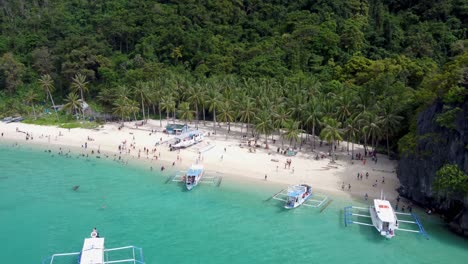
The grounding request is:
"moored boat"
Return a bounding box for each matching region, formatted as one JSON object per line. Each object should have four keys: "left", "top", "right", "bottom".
{"left": 369, "top": 199, "right": 399, "bottom": 238}
{"left": 284, "top": 184, "right": 312, "bottom": 209}
{"left": 184, "top": 164, "right": 204, "bottom": 191}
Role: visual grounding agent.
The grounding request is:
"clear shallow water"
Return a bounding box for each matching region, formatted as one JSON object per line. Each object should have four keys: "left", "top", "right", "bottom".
{"left": 0, "top": 144, "right": 467, "bottom": 264}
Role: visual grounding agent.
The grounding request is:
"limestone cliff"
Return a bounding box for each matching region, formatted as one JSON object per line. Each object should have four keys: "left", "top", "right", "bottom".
{"left": 397, "top": 99, "right": 468, "bottom": 237}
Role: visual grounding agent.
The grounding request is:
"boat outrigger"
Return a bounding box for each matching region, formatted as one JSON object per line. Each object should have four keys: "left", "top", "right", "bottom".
{"left": 270, "top": 184, "right": 329, "bottom": 209}
{"left": 344, "top": 195, "right": 429, "bottom": 239}
{"left": 42, "top": 229, "right": 145, "bottom": 264}
{"left": 166, "top": 165, "right": 222, "bottom": 189}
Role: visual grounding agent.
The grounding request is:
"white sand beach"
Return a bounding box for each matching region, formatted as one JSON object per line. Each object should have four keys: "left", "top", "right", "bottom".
{"left": 0, "top": 120, "right": 400, "bottom": 202}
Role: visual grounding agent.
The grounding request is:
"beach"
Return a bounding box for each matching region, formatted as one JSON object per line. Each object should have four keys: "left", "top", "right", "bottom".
{"left": 0, "top": 119, "right": 401, "bottom": 203}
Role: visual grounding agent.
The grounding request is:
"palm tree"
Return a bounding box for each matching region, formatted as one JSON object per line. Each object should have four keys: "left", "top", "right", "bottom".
{"left": 71, "top": 73, "right": 89, "bottom": 118}
{"left": 113, "top": 97, "right": 130, "bottom": 122}
{"left": 283, "top": 119, "right": 301, "bottom": 148}
{"left": 273, "top": 106, "right": 290, "bottom": 147}
{"left": 363, "top": 112, "right": 382, "bottom": 151}
{"left": 160, "top": 95, "right": 176, "bottom": 123}
{"left": 238, "top": 96, "right": 256, "bottom": 135}
{"left": 379, "top": 105, "right": 403, "bottom": 157}
{"left": 304, "top": 98, "right": 322, "bottom": 149}
{"left": 63, "top": 92, "right": 81, "bottom": 115}
{"left": 255, "top": 110, "right": 274, "bottom": 149}
{"left": 187, "top": 84, "right": 204, "bottom": 129}
{"left": 24, "top": 89, "right": 38, "bottom": 120}
{"left": 320, "top": 117, "right": 343, "bottom": 162}
{"left": 133, "top": 81, "right": 149, "bottom": 121}
{"left": 217, "top": 102, "right": 235, "bottom": 139}
{"left": 206, "top": 89, "right": 222, "bottom": 134}
{"left": 178, "top": 102, "right": 194, "bottom": 125}
{"left": 38, "top": 74, "right": 58, "bottom": 119}
{"left": 345, "top": 116, "right": 360, "bottom": 158}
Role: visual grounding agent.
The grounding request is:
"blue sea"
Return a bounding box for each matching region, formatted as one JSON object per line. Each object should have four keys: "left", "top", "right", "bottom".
{"left": 0, "top": 143, "right": 467, "bottom": 263}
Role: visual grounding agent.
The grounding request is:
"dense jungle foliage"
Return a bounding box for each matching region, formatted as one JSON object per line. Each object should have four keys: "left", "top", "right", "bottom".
{"left": 0, "top": 0, "right": 467, "bottom": 157}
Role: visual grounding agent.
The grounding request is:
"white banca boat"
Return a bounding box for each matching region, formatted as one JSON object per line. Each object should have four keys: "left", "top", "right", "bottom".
{"left": 344, "top": 196, "right": 429, "bottom": 239}
{"left": 42, "top": 229, "right": 145, "bottom": 264}
{"left": 271, "top": 184, "right": 329, "bottom": 209}
{"left": 167, "top": 166, "right": 223, "bottom": 189}
{"left": 170, "top": 130, "right": 204, "bottom": 150}
{"left": 184, "top": 164, "right": 204, "bottom": 190}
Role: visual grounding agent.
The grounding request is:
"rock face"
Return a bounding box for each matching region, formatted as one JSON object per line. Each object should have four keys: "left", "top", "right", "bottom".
{"left": 397, "top": 100, "right": 468, "bottom": 237}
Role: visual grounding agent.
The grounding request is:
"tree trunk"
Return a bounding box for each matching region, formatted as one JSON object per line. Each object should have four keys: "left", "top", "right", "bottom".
{"left": 331, "top": 140, "right": 335, "bottom": 162}
{"left": 386, "top": 131, "right": 390, "bottom": 158}
{"left": 32, "top": 104, "right": 37, "bottom": 120}
{"left": 195, "top": 104, "right": 199, "bottom": 129}
{"left": 80, "top": 88, "right": 85, "bottom": 119}
{"left": 213, "top": 108, "right": 217, "bottom": 134}
{"left": 141, "top": 95, "right": 145, "bottom": 121}
{"left": 173, "top": 109, "right": 175, "bottom": 124}
{"left": 352, "top": 140, "right": 355, "bottom": 160}
{"left": 265, "top": 133, "right": 269, "bottom": 149}
{"left": 312, "top": 123, "right": 316, "bottom": 149}
{"left": 48, "top": 90, "right": 58, "bottom": 120}
{"left": 203, "top": 107, "right": 206, "bottom": 126}
{"left": 159, "top": 104, "right": 162, "bottom": 127}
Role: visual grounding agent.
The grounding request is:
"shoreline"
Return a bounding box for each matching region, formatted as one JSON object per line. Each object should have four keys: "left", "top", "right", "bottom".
{"left": 0, "top": 120, "right": 405, "bottom": 205}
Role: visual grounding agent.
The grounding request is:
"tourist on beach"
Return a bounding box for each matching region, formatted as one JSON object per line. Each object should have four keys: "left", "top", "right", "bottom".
{"left": 341, "top": 182, "right": 345, "bottom": 190}
{"left": 402, "top": 205, "right": 406, "bottom": 212}
{"left": 382, "top": 177, "right": 385, "bottom": 184}
{"left": 265, "top": 174, "right": 267, "bottom": 181}
{"left": 365, "top": 193, "right": 368, "bottom": 200}
{"left": 348, "top": 184, "right": 351, "bottom": 190}
{"left": 161, "top": 166, "right": 165, "bottom": 171}
{"left": 366, "top": 172, "right": 369, "bottom": 179}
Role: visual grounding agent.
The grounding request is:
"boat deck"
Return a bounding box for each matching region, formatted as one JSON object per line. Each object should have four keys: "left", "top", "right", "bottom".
{"left": 81, "top": 238, "right": 105, "bottom": 263}
{"left": 270, "top": 188, "right": 328, "bottom": 208}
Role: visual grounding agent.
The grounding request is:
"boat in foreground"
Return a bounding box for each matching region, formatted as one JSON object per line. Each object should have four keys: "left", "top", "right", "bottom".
{"left": 42, "top": 228, "right": 145, "bottom": 264}
{"left": 369, "top": 199, "right": 399, "bottom": 238}
{"left": 284, "top": 184, "right": 313, "bottom": 209}
{"left": 184, "top": 164, "right": 204, "bottom": 190}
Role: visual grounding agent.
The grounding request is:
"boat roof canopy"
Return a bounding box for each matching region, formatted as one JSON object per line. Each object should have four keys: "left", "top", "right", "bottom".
{"left": 187, "top": 164, "right": 203, "bottom": 176}
{"left": 80, "top": 238, "right": 104, "bottom": 263}
{"left": 287, "top": 185, "right": 307, "bottom": 197}
{"left": 374, "top": 199, "right": 396, "bottom": 223}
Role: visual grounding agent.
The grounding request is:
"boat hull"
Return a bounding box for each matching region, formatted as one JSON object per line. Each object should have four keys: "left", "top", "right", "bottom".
{"left": 284, "top": 192, "right": 312, "bottom": 209}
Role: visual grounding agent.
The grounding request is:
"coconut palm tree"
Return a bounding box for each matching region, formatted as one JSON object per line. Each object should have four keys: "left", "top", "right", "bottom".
{"left": 217, "top": 102, "right": 235, "bottom": 139}
{"left": 160, "top": 95, "right": 176, "bottom": 123}
{"left": 24, "top": 89, "right": 39, "bottom": 120}
{"left": 133, "top": 81, "right": 149, "bottom": 121}
{"left": 38, "top": 74, "right": 58, "bottom": 119}
{"left": 113, "top": 97, "right": 129, "bottom": 122}
{"left": 362, "top": 112, "right": 382, "bottom": 151}
{"left": 178, "top": 102, "right": 194, "bottom": 125}
{"left": 255, "top": 110, "right": 274, "bottom": 149}
{"left": 273, "top": 106, "right": 291, "bottom": 147}
{"left": 238, "top": 96, "right": 256, "bottom": 135}
{"left": 379, "top": 104, "right": 403, "bottom": 157}
{"left": 187, "top": 84, "right": 204, "bottom": 129}
{"left": 63, "top": 92, "right": 81, "bottom": 115}
{"left": 320, "top": 117, "right": 343, "bottom": 162}
{"left": 283, "top": 119, "right": 301, "bottom": 148}
{"left": 304, "top": 98, "right": 322, "bottom": 149}
{"left": 71, "top": 73, "right": 89, "bottom": 118}
{"left": 345, "top": 115, "right": 361, "bottom": 158}
{"left": 206, "top": 89, "right": 223, "bottom": 133}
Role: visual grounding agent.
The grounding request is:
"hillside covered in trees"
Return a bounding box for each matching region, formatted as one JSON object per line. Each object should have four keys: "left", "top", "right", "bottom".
{"left": 0, "top": 0, "right": 466, "bottom": 154}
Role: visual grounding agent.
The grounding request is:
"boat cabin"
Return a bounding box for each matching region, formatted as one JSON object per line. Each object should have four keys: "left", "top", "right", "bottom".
{"left": 372, "top": 199, "right": 398, "bottom": 237}
{"left": 285, "top": 185, "right": 311, "bottom": 207}
{"left": 165, "top": 124, "right": 189, "bottom": 135}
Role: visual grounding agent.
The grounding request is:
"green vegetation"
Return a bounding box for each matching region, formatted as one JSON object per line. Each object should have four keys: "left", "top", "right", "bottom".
{"left": 23, "top": 114, "right": 100, "bottom": 129}
{"left": 434, "top": 164, "right": 468, "bottom": 197}
{"left": 0, "top": 0, "right": 467, "bottom": 155}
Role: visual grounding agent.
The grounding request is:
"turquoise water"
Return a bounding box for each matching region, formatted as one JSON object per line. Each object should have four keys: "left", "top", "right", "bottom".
{"left": 0, "top": 144, "right": 467, "bottom": 264}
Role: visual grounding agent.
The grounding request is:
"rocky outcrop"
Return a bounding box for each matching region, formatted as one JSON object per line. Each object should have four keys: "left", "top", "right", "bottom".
{"left": 397, "top": 99, "right": 468, "bottom": 237}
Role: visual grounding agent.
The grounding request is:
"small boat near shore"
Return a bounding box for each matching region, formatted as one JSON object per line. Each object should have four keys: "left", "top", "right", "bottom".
{"left": 42, "top": 228, "right": 145, "bottom": 264}
{"left": 344, "top": 194, "right": 429, "bottom": 239}
{"left": 270, "top": 184, "right": 328, "bottom": 209}
{"left": 184, "top": 164, "right": 204, "bottom": 190}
